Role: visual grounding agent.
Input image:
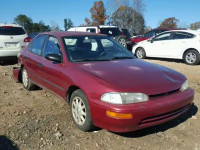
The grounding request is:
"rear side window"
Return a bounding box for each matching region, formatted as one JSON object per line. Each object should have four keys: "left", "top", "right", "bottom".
{"left": 29, "top": 35, "right": 47, "bottom": 55}
{"left": 0, "top": 27, "right": 26, "bottom": 35}
{"left": 100, "top": 28, "right": 121, "bottom": 36}
{"left": 86, "top": 28, "right": 96, "bottom": 33}
{"left": 172, "top": 32, "right": 195, "bottom": 39}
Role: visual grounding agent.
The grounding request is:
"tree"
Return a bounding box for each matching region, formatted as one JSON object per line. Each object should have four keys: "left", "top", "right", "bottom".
{"left": 159, "top": 17, "right": 179, "bottom": 28}
{"left": 190, "top": 21, "right": 200, "bottom": 30}
{"left": 112, "top": 6, "right": 144, "bottom": 35}
{"left": 85, "top": 0, "right": 106, "bottom": 26}
{"left": 14, "top": 14, "right": 33, "bottom": 33}
{"left": 32, "top": 21, "right": 50, "bottom": 33}
{"left": 64, "top": 18, "right": 74, "bottom": 31}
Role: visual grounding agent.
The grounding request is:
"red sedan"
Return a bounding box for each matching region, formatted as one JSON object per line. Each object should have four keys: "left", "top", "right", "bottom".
{"left": 13, "top": 31, "right": 194, "bottom": 132}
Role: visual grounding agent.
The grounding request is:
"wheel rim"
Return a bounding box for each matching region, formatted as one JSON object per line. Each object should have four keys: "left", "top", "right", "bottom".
{"left": 119, "top": 38, "right": 126, "bottom": 47}
{"left": 22, "top": 69, "right": 28, "bottom": 87}
{"left": 72, "top": 96, "right": 86, "bottom": 125}
{"left": 186, "top": 52, "right": 197, "bottom": 64}
{"left": 136, "top": 49, "right": 144, "bottom": 58}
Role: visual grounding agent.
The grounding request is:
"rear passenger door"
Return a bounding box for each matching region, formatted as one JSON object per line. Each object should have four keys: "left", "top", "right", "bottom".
{"left": 24, "top": 34, "right": 47, "bottom": 85}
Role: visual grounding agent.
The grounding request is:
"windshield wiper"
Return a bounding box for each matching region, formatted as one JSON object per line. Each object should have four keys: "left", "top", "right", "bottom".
{"left": 110, "top": 56, "right": 133, "bottom": 60}
{"left": 73, "top": 58, "right": 108, "bottom": 62}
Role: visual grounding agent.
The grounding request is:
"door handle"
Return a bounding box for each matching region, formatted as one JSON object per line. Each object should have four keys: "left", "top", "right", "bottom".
{"left": 38, "top": 63, "right": 43, "bottom": 67}
{"left": 24, "top": 56, "right": 28, "bottom": 60}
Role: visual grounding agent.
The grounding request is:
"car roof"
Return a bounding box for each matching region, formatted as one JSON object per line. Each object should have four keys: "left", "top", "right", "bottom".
{"left": 160, "top": 30, "right": 199, "bottom": 35}
{"left": 39, "top": 31, "right": 107, "bottom": 37}
{"left": 0, "top": 23, "right": 22, "bottom": 27}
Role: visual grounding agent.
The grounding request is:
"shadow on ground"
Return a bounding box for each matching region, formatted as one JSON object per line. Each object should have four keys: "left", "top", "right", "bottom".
{"left": 0, "top": 59, "right": 18, "bottom": 66}
{"left": 116, "top": 104, "right": 198, "bottom": 138}
{"left": 0, "top": 136, "right": 19, "bottom": 150}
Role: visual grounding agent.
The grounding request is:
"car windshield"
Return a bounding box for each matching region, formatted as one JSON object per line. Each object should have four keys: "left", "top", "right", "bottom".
{"left": 0, "top": 27, "right": 26, "bottom": 35}
{"left": 63, "top": 36, "right": 134, "bottom": 62}
{"left": 100, "top": 28, "right": 122, "bottom": 36}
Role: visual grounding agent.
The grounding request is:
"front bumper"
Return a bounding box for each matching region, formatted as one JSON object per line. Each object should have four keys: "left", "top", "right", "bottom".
{"left": 89, "top": 88, "right": 194, "bottom": 132}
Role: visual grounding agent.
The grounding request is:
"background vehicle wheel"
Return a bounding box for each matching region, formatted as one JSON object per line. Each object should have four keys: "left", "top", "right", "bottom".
{"left": 136, "top": 47, "right": 146, "bottom": 59}
{"left": 22, "top": 67, "right": 36, "bottom": 90}
{"left": 70, "top": 89, "right": 94, "bottom": 132}
{"left": 115, "top": 36, "right": 127, "bottom": 48}
{"left": 184, "top": 50, "right": 200, "bottom": 65}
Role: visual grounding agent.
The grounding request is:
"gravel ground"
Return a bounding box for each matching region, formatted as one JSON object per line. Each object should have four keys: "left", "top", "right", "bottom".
{"left": 0, "top": 59, "right": 199, "bottom": 150}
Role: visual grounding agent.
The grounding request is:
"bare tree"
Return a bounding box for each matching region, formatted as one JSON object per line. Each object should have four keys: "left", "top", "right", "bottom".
{"left": 190, "top": 22, "right": 200, "bottom": 30}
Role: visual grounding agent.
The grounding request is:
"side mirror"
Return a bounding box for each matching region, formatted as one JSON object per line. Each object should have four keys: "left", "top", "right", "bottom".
{"left": 148, "top": 38, "right": 153, "bottom": 43}
{"left": 45, "top": 54, "right": 62, "bottom": 63}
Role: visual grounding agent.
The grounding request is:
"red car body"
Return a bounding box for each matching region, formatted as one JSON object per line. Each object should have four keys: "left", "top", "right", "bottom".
{"left": 13, "top": 31, "right": 194, "bottom": 132}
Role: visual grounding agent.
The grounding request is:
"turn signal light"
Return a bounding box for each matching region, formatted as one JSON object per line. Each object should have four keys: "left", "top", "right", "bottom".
{"left": 106, "top": 110, "right": 132, "bottom": 119}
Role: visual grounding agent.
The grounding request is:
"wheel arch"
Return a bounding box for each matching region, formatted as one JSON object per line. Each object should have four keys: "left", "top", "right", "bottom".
{"left": 182, "top": 48, "right": 199, "bottom": 59}
{"left": 66, "top": 85, "right": 80, "bottom": 104}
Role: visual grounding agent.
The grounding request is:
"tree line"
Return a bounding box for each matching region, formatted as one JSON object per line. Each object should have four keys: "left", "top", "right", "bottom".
{"left": 13, "top": 0, "right": 200, "bottom": 35}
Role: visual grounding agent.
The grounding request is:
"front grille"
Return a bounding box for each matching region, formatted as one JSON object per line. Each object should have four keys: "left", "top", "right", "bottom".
{"left": 139, "top": 104, "right": 191, "bottom": 125}
{"left": 149, "top": 89, "right": 180, "bottom": 99}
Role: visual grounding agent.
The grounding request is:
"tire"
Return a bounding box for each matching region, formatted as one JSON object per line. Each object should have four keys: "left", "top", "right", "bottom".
{"left": 70, "top": 89, "right": 94, "bottom": 132}
{"left": 21, "top": 67, "right": 36, "bottom": 90}
{"left": 136, "top": 47, "right": 146, "bottom": 59}
{"left": 184, "top": 50, "right": 200, "bottom": 65}
{"left": 115, "top": 36, "right": 127, "bottom": 48}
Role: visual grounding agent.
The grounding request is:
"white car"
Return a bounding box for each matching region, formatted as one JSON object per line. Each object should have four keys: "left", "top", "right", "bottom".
{"left": 68, "top": 25, "right": 127, "bottom": 48}
{"left": 132, "top": 30, "right": 200, "bottom": 65}
{"left": 0, "top": 23, "right": 30, "bottom": 60}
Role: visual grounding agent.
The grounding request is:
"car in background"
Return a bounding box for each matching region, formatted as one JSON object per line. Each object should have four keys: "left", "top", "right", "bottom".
{"left": 0, "top": 23, "right": 30, "bottom": 60}
{"left": 13, "top": 31, "right": 194, "bottom": 132}
{"left": 29, "top": 33, "right": 38, "bottom": 39}
{"left": 132, "top": 30, "right": 200, "bottom": 65}
{"left": 121, "top": 28, "right": 134, "bottom": 51}
{"left": 130, "top": 28, "right": 181, "bottom": 44}
{"left": 68, "top": 25, "right": 127, "bottom": 48}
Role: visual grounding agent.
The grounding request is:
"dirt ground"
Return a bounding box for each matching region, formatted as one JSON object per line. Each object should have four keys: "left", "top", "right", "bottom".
{"left": 0, "top": 59, "right": 199, "bottom": 150}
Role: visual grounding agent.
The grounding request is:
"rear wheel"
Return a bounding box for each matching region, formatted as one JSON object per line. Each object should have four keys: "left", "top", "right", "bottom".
{"left": 70, "top": 89, "right": 94, "bottom": 132}
{"left": 184, "top": 50, "right": 200, "bottom": 65}
{"left": 22, "top": 67, "right": 36, "bottom": 90}
{"left": 136, "top": 47, "right": 146, "bottom": 59}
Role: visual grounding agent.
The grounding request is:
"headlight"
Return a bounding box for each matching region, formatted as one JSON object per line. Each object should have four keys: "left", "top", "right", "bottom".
{"left": 181, "top": 80, "right": 189, "bottom": 92}
{"left": 101, "top": 92, "right": 148, "bottom": 104}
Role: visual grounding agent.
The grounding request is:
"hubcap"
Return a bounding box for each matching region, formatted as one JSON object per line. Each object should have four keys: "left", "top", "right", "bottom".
{"left": 72, "top": 96, "right": 86, "bottom": 125}
{"left": 186, "top": 52, "right": 196, "bottom": 64}
{"left": 22, "top": 69, "right": 28, "bottom": 87}
{"left": 119, "top": 38, "right": 126, "bottom": 47}
{"left": 137, "top": 49, "right": 144, "bottom": 58}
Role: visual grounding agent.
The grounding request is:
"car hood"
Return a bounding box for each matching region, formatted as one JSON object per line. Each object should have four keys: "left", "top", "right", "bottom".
{"left": 75, "top": 59, "right": 185, "bottom": 95}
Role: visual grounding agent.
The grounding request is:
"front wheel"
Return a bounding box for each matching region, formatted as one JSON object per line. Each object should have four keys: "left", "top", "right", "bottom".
{"left": 70, "top": 89, "right": 94, "bottom": 132}
{"left": 184, "top": 50, "right": 200, "bottom": 65}
{"left": 135, "top": 47, "right": 146, "bottom": 59}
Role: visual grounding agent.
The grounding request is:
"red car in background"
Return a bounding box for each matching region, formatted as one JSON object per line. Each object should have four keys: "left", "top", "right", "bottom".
{"left": 13, "top": 31, "right": 194, "bottom": 132}
{"left": 130, "top": 28, "right": 181, "bottom": 44}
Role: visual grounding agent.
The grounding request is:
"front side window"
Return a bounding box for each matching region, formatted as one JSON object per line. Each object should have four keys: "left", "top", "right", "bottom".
{"left": 153, "top": 33, "right": 171, "bottom": 41}
{"left": 63, "top": 36, "right": 133, "bottom": 62}
{"left": 29, "top": 35, "right": 47, "bottom": 55}
{"left": 43, "top": 36, "right": 62, "bottom": 57}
